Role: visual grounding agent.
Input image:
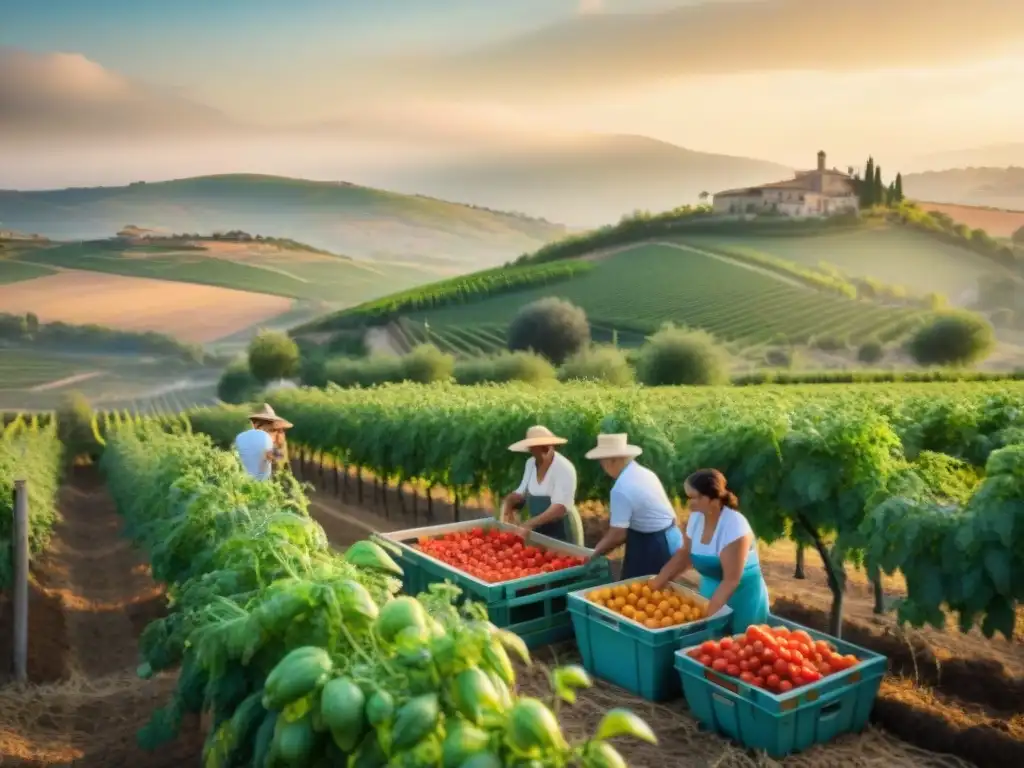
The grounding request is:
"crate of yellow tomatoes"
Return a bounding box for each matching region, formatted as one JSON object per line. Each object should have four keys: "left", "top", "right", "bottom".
{"left": 567, "top": 576, "right": 733, "bottom": 701}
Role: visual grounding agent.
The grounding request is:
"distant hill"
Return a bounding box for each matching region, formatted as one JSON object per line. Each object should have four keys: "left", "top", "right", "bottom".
{"left": 391, "top": 134, "right": 792, "bottom": 227}
{"left": 909, "top": 144, "right": 1024, "bottom": 172}
{"left": 0, "top": 174, "right": 567, "bottom": 270}
{"left": 903, "top": 167, "right": 1024, "bottom": 212}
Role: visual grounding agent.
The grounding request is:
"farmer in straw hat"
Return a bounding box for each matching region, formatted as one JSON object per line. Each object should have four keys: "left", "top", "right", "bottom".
{"left": 585, "top": 433, "right": 683, "bottom": 579}
{"left": 499, "top": 425, "right": 584, "bottom": 546}
{"left": 234, "top": 403, "right": 293, "bottom": 481}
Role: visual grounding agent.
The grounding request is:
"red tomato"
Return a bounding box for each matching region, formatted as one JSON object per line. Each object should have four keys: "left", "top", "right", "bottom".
{"left": 766, "top": 674, "right": 781, "bottom": 690}
{"left": 723, "top": 650, "right": 739, "bottom": 665}
{"left": 789, "top": 650, "right": 804, "bottom": 664}
{"left": 700, "top": 641, "right": 718, "bottom": 655}
{"left": 802, "top": 667, "right": 822, "bottom": 683}
{"left": 758, "top": 665, "right": 773, "bottom": 679}
{"left": 778, "top": 647, "right": 793, "bottom": 663}
{"left": 726, "top": 664, "right": 741, "bottom": 677}
{"left": 699, "top": 654, "right": 714, "bottom": 666}
{"left": 779, "top": 680, "right": 793, "bottom": 693}
{"left": 719, "top": 637, "right": 734, "bottom": 651}
{"left": 773, "top": 659, "right": 789, "bottom": 677}
{"left": 712, "top": 658, "right": 728, "bottom": 673}
{"left": 761, "top": 648, "right": 778, "bottom": 664}
{"left": 751, "top": 641, "right": 765, "bottom": 655}
{"left": 752, "top": 676, "right": 765, "bottom": 688}
{"left": 740, "top": 671, "right": 755, "bottom": 683}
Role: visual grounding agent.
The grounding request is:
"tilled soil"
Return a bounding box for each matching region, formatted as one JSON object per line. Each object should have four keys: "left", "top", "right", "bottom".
{"left": 0, "top": 466, "right": 203, "bottom": 768}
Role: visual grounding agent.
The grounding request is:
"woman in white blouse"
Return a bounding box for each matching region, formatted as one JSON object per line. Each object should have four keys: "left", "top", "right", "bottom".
{"left": 651, "top": 468, "right": 769, "bottom": 632}
{"left": 499, "top": 425, "right": 584, "bottom": 546}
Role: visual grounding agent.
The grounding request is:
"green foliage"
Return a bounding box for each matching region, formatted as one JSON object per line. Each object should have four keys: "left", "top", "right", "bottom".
{"left": 99, "top": 424, "right": 653, "bottom": 765}
{"left": 558, "top": 346, "right": 635, "bottom": 386}
{"left": 454, "top": 351, "right": 557, "bottom": 385}
{"left": 635, "top": 326, "right": 729, "bottom": 386}
{"left": 266, "top": 379, "right": 1024, "bottom": 637}
{"left": 248, "top": 330, "right": 301, "bottom": 384}
{"left": 0, "top": 311, "right": 203, "bottom": 362}
{"left": 507, "top": 297, "right": 591, "bottom": 364}
{"left": 324, "top": 345, "right": 454, "bottom": 388}
{"left": 0, "top": 416, "right": 62, "bottom": 589}
{"left": 908, "top": 311, "right": 995, "bottom": 367}
{"left": 217, "top": 359, "right": 263, "bottom": 404}
{"left": 1013, "top": 225, "right": 1024, "bottom": 244}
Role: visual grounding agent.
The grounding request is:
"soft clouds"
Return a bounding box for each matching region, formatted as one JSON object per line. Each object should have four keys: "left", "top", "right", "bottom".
{"left": 0, "top": 48, "right": 236, "bottom": 139}
{"left": 377, "top": 0, "right": 1024, "bottom": 100}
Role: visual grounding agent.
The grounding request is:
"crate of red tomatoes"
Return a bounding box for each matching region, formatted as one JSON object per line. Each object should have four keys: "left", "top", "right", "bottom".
{"left": 674, "top": 615, "right": 886, "bottom": 757}
{"left": 374, "top": 520, "right": 611, "bottom": 648}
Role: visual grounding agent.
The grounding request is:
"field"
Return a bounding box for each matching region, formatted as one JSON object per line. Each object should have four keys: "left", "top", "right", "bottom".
{"left": 404, "top": 243, "right": 923, "bottom": 347}
{"left": 14, "top": 240, "right": 439, "bottom": 305}
{"left": 4, "top": 384, "right": 1023, "bottom": 768}
{"left": 673, "top": 225, "right": 1012, "bottom": 305}
{"left": 0, "top": 269, "right": 292, "bottom": 343}
{"left": 918, "top": 201, "right": 1024, "bottom": 238}
{"left": 0, "top": 349, "right": 218, "bottom": 411}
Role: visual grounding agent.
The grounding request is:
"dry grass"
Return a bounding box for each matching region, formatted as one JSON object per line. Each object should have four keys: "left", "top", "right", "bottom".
{"left": 0, "top": 270, "right": 291, "bottom": 343}
{"left": 918, "top": 202, "right": 1024, "bottom": 238}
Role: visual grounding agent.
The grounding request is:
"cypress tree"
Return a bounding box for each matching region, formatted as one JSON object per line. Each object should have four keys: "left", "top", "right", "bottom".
{"left": 862, "top": 157, "right": 875, "bottom": 206}
{"left": 874, "top": 165, "right": 883, "bottom": 207}
{"left": 895, "top": 172, "right": 904, "bottom": 203}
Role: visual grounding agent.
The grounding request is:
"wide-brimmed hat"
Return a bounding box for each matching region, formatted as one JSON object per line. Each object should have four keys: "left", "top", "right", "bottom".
{"left": 585, "top": 433, "right": 642, "bottom": 460}
{"left": 248, "top": 403, "right": 293, "bottom": 429}
{"left": 508, "top": 425, "right": 567, "bottom": 453}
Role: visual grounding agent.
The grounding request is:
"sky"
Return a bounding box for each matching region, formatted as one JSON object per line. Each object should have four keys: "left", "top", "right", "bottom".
{"left": 2, "top": 0, "right": 1024, "bottom": 187}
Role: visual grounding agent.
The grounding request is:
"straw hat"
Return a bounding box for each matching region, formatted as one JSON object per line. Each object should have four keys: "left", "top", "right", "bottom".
{"left": 508, "top": 425, "right": 567, "bottom": 453}
{"left": 249, "top": 403, "right": 293, "bottom": 429}
{"left": 585, "top": 433, "right": 642, "bottom": 460}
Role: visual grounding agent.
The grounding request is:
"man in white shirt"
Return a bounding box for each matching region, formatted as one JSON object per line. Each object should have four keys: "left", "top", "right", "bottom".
{"left": 235, "top": 404, "right": 292, "bottom": 481}
{"left": 585, "top": 433, "right": 683, "bottom": 579}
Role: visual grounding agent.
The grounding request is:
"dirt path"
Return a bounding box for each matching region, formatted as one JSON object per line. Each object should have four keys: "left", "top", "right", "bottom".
{"left": 0, "top": 467, "right": 203, "bottom": 767}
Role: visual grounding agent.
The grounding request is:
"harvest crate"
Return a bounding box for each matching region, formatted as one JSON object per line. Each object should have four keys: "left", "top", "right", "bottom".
{"left": 674, "top": 614, "right": 887, "bottom": 757}
{"left": 374, "top": 520, "right": 611, "bottom": 648}
{"left": 567, "top": 577, "right": 733, "bottom": 701}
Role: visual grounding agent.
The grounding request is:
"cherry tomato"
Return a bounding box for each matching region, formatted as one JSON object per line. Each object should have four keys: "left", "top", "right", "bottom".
{"left": 712, "top": 658, "right": 728, "bottom": 673}
{"left": 779, "top": 680, "right": 793, "bottom": 693}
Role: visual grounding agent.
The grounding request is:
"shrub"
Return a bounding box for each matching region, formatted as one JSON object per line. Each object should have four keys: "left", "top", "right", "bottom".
{"left": 247, "top": 330, "right": 300, "bottom": 384}
{"left": 217, "top": 359, "right": 262, "bottom": 404}
{"left": 455, "top": 351, "right": 556, "bottom": 385}
{"left": 907, "top": 311, "right": 995, "bottom": 367}
{"left": 763, "top": 347, "right": 794, "bottom": 368}
{"left": 401, "top": 344, "right": 455, "bottom": 384}
{"left": 635, "top": 326, "right": 729, "bottom": 386}
{"left": 558, "top": 345, "right": 635, "bottom": 385}
{"left": 857, "top": 340, "right": 885, "bottom": 364}
{"left": 507, "top": 297, "right": 590, "bottom": 364}
{"left": 1013, "top": 225, "right": 1024, "bottom": 245}
{"left": 56, "top": 391, "right": 99, "bottom": 461}
{"left": 810, "top": 334, "right": 848, "bottom": 352}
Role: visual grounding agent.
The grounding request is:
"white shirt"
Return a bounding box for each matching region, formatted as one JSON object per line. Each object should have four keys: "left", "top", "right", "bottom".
{"left": 235, "top": 428, "right": 274, "bottom": 481}
{"left": 686, "top": 507, "right": 760, "bottom": 564}
{"left": 608, "top": 460, "right": 678, "bottom": 533}
{"left": 515, "top": 452, "right": 577, "bottom": 510}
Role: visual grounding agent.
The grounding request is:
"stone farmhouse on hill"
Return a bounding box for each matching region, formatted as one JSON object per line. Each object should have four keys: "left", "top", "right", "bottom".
{"left": 712, "top": 151, "right": 859, "bottom": 218}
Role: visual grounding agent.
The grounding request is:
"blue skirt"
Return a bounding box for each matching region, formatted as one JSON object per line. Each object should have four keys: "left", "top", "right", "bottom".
{"left": 620, "top": 525, "right": 683, "bottom": 580}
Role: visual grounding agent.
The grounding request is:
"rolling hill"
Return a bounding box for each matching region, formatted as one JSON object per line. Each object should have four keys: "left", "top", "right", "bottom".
{"left": 388, "top": 135, "right": 793, "bottom": 227}
{"left": 903, "top": 167, "right": 1024, "bottom": 214}
{"left": 0, "top": 174, "right": 567, "bottom": 269}
{"left": 297, "top": 208, "right": 1024, "bottom": 370}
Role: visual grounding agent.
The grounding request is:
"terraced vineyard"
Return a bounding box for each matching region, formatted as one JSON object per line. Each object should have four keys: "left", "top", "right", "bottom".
{"left": 674, "top": 226, "right": 1013, "bottom": 304}
{"left": 406, "top": 244, "right": 926, "bottom": 347}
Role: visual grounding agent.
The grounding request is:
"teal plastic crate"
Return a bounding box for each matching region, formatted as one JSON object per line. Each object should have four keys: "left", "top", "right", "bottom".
{"left": 674, "top": 614, "right": 887, "bottom": 757}
{"left": 567, "top": 577, "right": 733, "bottom": 701}
{"left": 376, "top": 521, "right": 611, "bottom": 648}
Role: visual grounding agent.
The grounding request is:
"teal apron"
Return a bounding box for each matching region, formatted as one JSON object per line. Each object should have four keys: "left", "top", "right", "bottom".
{"left": 691, "top": 552, "right": 769, "bottom": 634}
{"left": 520, "top": 489, "right": 584, "bottom": 547}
